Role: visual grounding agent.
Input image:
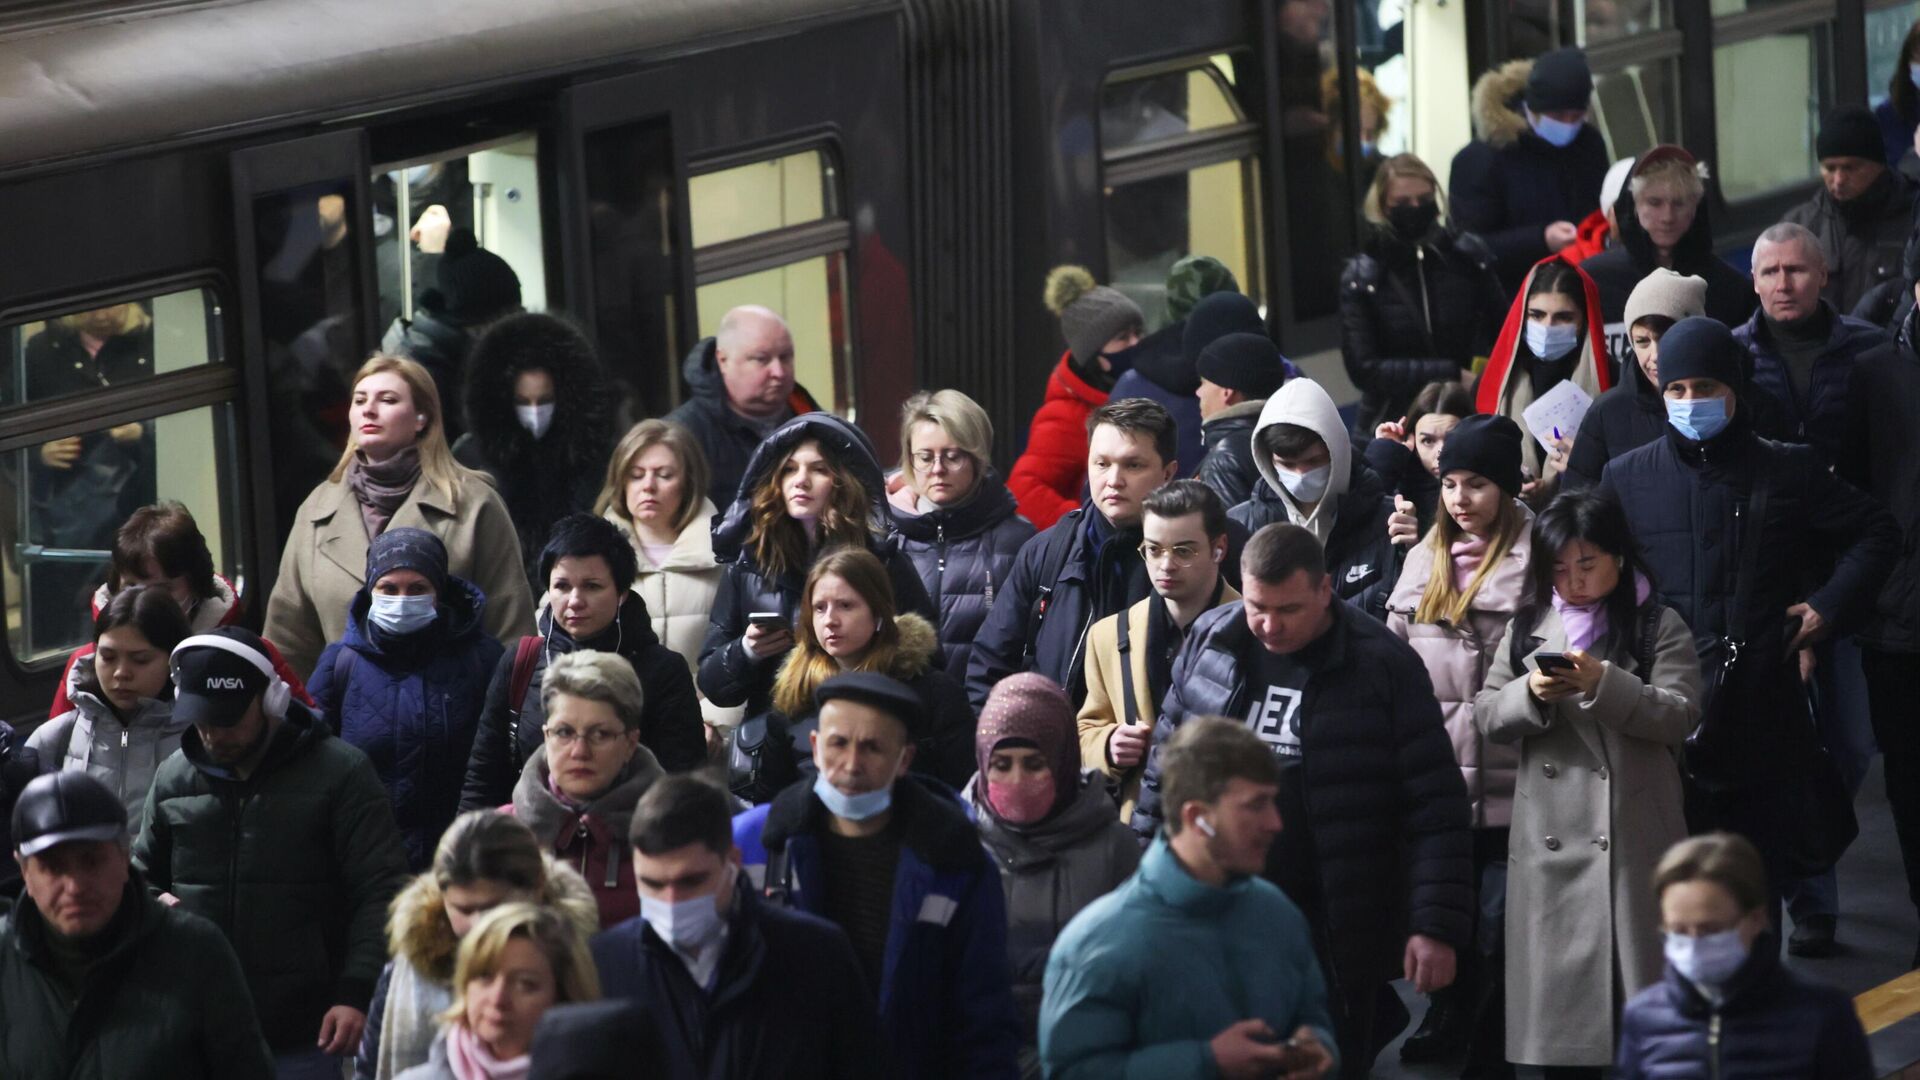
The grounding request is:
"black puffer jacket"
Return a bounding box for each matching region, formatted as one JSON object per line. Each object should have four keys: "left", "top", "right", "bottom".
{"left": 1364, "top": 436, "right": 1441, "bottom": 533}
{"left": 1783, "top": 169, "right": 1917, "bottom": 314}
{"left": 890, "top": 472, "right": 1036, "bottom": 679}
{"left": 664, "top": 337, "right": 823, "bottom": 511}
{"left": 1615, "top": 935, "right": 1871, "bottom": 1079}
{"left": 1339, "top": 224, "right": 1506, "bottom": 434}
{"left": 452, "top": 314, "right": 617, "bottom": 589}
{"left": 1229, "top": 463, "right": 1399, "bottom": 622}
{"left": 459, "top": 590, "right": 706, "bottom": 810}
{"left": 697, "top": 413, "right": 935, "bottom": 714}
{"left": 1840, "top": 328, "right": 1920, "bottom": 654}
{"left": 1130, "top": 600, "right": 1474, "bottom": 986}
{"left": 1564, "top": 346, "right": 1666, "bottom": 489}
{"left": 1192, "top": 399, "right": 1266, "bottom": 509}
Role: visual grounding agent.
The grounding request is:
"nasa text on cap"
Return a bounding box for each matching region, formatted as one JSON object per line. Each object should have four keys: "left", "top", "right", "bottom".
{"left": 171, "top": 630, "right": 275, "bottom": 729}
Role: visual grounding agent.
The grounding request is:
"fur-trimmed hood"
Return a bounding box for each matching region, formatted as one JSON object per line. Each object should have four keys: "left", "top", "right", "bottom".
{"left": 710, "top": 412, "right": 892, "bottom": 562}
{"left": 769, "top": 611, "right": 939, "bottom": 718}
{"left": 385, "top": 853, "right": 600, "bottom": 985}
{"left": 1471, "top": 58, "right": 1534, "bottom": 148}
{"left": 459, "top": 312, "right": 615, "bottom": 474}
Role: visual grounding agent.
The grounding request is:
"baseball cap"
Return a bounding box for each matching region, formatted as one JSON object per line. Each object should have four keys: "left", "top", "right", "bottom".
{"left": 12, "top": 772, "right": 126, "bottom": 857}
{"left": 171, "top": 627, "right": 275, "bottom": 729}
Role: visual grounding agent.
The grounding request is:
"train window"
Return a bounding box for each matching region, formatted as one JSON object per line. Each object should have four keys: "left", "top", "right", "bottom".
{"left": 1590, "top": 59, "right": 1680, "bottom": 160}
{"left": 1579, "top": 0, "right": 1668, "bottom": 45}
{"left": 1100, "top": 59, "right": 1267, "bottom": 327}
{"left": 689, "top": 151, "right": 839, "bottom": 249}
{"left": 1868, "top": 1, "right": 1920, "bottom": 107}
{"left": 695, "top": 255, "right": 852, "bottom": 417}
{"left": 1713, "top": 26, "right": 1832, "bottom": 201}
{"left": 5, "top": 402, "right": 243, "bottom": 665}
{"left": 2, "top": 288, "right": 220, "bottom": 410}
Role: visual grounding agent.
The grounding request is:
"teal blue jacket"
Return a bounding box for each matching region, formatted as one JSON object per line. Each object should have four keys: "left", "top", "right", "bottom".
{"left": 1038, "top": 837, "right": 1337, "bottom": 1079}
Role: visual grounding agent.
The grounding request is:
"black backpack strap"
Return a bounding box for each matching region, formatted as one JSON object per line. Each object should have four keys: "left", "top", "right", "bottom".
{"left": 764, "top": 846, "right": 791, "bottom": 905}
{"left": 505, "top": 635, "right": 543, "bottom": 756}
{"left": 1116, "top": 610, "right": 1138, "bottom": 731}
{"left": 1022, "top": 514, "right": 1082, "bottom": 665}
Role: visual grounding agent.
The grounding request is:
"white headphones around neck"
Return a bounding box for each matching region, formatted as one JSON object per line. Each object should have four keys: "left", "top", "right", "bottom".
{"left": 172, "top": 634, "right": 293, "bottom": 720}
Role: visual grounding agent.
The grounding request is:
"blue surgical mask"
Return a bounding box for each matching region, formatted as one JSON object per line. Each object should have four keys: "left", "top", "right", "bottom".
{"left": 1529, "top": 110, "right": 1584, "bottom": 148}
{"left": 369, "top": 593, "right": 437, "bottom": 636}
{"left": 1664, "top": 396, "right": 1730, "bottom": 442}
{"left": 1664, "top": 929, "right": 1749, "bottom": 988}
{"left": 641, "top": 867, "right": 732, "bottom": 953}
{"left": 1526, "top": 320, "right": 1581, "bottom": 362}
{"left": 812, "top": 769, "right": 895, "bottom": 821}
{"left": 515, "top": 402, "right": 554, "bottom": 439}
{"left": 1277, "top": 462, "right": 1333, "bottom": 503}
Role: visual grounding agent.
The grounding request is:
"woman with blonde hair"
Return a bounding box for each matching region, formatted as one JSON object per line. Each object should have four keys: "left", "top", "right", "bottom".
{"left": 730, "top": 546, "right": 971, "bottom": 803}
{"left": 1340, "top": 153, "right": 1507, "bottom": 437}
{"left": 596, "top": 419, "right": 740, "bottom": 735}
{"left": 266, "top": 354, "right": 535, "bottom": 678}
{"left": 357, "top": 811, "right": 596, "bottom": 1080}
{"left": 395, "top": 902, "right": 600, "bottom": 1080}
{"left": 1384, "top": 414, "right": 1534, "bottom": 1067}
{"left": 887, "top": 390, "right": 1034, "bottom": 678}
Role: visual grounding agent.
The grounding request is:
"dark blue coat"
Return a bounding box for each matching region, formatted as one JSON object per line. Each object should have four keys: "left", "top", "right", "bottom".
{"left": 1130, "top": 599, "right": 1473, "bottom": 988}
{"left": 962, "top": 507, "right": 1124, "bottom": 712}
{"left": 590, "top": 877, "right": 889, "bottom": 1080}
{"left": 890, "top": 473, "right": 1035, "bottom": 680}
{"left": 1735, "top": 303, "right": 1890, "bottom": 465}
{"left": 1448, "top": 124, "right": 1610, "bottom": 289}
{"left": 747, "top": 775, "right": 1021, "bottom": 1080}
{"left": 1109, "top": 323, "right": 1204, "bottom": 478}
{"left": 310, "top": 577, "right": 504, "bottom": 869}
{"left": 1615, "top": 936, "right": 1871, "bottom": 1079}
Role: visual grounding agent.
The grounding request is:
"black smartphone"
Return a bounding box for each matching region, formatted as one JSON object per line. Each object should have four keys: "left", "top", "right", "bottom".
{"left": 1534, "top": 652, "right": 1575, "bottom": 675}
{"left": 747, "top": 611, "right": 789, "bottom": 632}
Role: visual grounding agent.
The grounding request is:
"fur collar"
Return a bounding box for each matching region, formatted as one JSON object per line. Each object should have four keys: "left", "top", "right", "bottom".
{"left": 1471, "top": 58, "right": 1533, "bottom": 148}
{"left": 768, "top": 612, "right": 938, "bottom": 717}
{"left": 386, "top": 854, "right": 600, "bottom": 984}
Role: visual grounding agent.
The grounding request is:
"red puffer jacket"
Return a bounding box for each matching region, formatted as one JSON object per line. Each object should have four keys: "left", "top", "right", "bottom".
{"left": 1006, "top": 351, "right": 1106, "bottom": 530}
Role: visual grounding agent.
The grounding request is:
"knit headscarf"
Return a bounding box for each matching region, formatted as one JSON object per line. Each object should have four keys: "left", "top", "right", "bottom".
{"left": 975, "top": 673, "right": 1080, "bottom": 809}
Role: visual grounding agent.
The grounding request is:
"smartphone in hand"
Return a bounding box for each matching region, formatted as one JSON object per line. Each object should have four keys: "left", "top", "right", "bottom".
{"left": 747, "top": 611, "right": 790, "bottom": 633}
{"left": 1534, "top": 652, "right": 1575, "bottom": 676}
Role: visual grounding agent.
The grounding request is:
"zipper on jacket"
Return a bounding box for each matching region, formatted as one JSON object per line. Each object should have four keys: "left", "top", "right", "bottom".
{"left": 935, "top": 522, "right": 947, "bottom": 604}
{"left": 1708, "top": 1011, "right": 1722, "bottom": 1080}
{"left": 1415, "top": 245, "right": 1436, "bottom": 348}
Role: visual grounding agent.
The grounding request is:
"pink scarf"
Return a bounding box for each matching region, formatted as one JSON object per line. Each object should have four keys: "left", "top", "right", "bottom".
{"left": 445, "top": 1024, "right": 530, "bottom": 1080}
{"left": 1449, "top": 536, "right": 1490, "bottom": 591}
{"left": 1551, "top": 571, "right": 1653, "bottom": 651}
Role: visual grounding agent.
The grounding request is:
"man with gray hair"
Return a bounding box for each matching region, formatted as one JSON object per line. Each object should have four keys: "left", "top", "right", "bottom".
{"left": 666, "top": 304, "right": 822, "bottom": 507}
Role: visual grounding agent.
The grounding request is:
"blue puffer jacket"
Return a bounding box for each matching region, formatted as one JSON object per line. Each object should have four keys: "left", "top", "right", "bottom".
{"left": 890, "top": 473, "right": 1035, "bottom": 680}
{"left": 1109, "top": 324, "right": 1204, "bottom": 478}
{"left": 310, "top": 577, "right": 505, "bottom": 869}
{"left": 1734, "top": 302, "right": 1890, "bottom": 465}
{"left": 1615, "top": 935, "right": 1871, "bottom": 1079}
{"left": 745, "top": 775, "right": 1021, "bottom": 1080}
{"left": 1130, "top": 599, "right": 1474, "bottom": 987}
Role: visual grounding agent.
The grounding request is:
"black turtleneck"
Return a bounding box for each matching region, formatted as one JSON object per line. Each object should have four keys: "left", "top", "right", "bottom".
{"left": 1763, "top": 305, "right": 1830, "bottom": 404}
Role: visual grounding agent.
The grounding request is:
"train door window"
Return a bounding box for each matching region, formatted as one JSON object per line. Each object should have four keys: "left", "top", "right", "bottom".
{"left": 3, "top": 287, "right": 219, "bottom": 409}
{"left": 1589, "top": 58, "right": 1681, "bottom": 160}
{"left": 1868, "top": 0, "right": 1920, "bottom": 108}
{"left": 1712, "top": 24, "right": 1833, "bottom": 201}
{"left": 1099, "top": 58, "right": 1266, "bottom": 330}
{"left": 581, "top": 116, "right": 682, "bottom": 417}
{"left": 688, "top": 148, "right": 855, "bottom": 416}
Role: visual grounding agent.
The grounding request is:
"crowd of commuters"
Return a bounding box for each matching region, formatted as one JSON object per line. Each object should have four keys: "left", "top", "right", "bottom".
{"left": 4, "top": 37, "right": 1919, "bottom": 1080}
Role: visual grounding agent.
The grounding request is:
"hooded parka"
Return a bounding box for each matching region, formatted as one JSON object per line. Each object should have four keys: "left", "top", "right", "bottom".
{"left": 1476, "top": 255, "right": 1613, "bottom": 483}
{"left": 1384, "top": 509, "right": 1533, "bottom": 827}
{"left": 612, "top": 500, "right": 743, "bottom": 729}
{"left": 309, "top": 577, "right": 506, "bottom": 869}
{"left": 29, "top": 684, "right": 186, "bottom": 827}
{"left": 508, "top": 745, "right": 664, "bottom": 930}
{"left": 889, "top": 472, "right": 1035, "bottom": 680}
{"left": 663, "top": 337, "right": 821, "bottom": 512}
{"left": 132, "top": 701, "right": 411, "bottom": 1053}
{"left": 1475, "top": 603, "right": 1701, "bottom": 1065}
{"left": 1229, "top": 381, "right": 1400, "bottom": 620}
{"left": 1006, "top": 351, "right": 1107, "bottom": 531}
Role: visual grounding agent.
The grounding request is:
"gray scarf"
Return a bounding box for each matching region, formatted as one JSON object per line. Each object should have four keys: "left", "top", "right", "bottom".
{"left": 345, "top": 447, "right": 421, "bottom": 539}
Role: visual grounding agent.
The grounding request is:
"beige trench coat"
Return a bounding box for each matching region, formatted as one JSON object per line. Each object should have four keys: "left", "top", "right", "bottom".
{"left": 1473, "top": 604, "right": 1701, "bottom": 1066}
{"left": 264, "top": 475, "right": 536, "bottom": 679}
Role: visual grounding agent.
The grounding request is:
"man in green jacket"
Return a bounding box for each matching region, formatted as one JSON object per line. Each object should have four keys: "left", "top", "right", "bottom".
{"left": 133, "top": 627, "right": 409, "bottom": 1079}
{"left": 1039, "top": 717, "right": 1338, "bottom": 1079}
{"left": 3, "top": 771, "right": 273, "bottom": 1079}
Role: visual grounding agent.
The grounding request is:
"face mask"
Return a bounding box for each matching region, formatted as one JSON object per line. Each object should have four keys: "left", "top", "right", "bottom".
{"left": 1664, "top": 928, "right": 1749, "bottom": 988}
{"left": 1525, "top": 320, "right": 1581, "bottom": 362}
{"left": 516, "top": 403, "right": 555, "bottom": 439}
{"left": 1277, "top": 463, "right": 1332, "bottom": 503}
{"left": 812, "top": 767, "right": 895, "bottom": 821}
{"left": 986, "top": 773, "right": 1056, "bottom": 824}
{"left": 368, "top": 593, "right": 437, "bottom": 636}
{"left": 1665, "top": 396, "right": 1730, "bottom": 442}
{"left": 1910, "top": 63, "right": 1920, "bottom": 91}
{"left": 1386, "top": 200, "right": 1440, "bottom": 240}
{"left": 642, "top": 867, "right": 732, "bottom": 953}
{"left": 1529, "top": 111, "right": 1583, "bottom": 148}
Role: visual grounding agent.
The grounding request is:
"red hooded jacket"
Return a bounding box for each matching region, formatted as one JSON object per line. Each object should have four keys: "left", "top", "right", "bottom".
{"left": 1006, "top": 350, "right": 1108, "bottom": 530}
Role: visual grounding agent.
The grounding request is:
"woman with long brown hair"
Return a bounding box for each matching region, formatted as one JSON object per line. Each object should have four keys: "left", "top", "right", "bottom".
{"left": 266, "top": 354, "right": 535, "bottom": 678}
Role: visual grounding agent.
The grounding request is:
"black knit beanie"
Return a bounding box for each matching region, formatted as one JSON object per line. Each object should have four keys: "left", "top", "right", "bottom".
{"left": 1655, "top": 316, "right": 1744, "bottom": 389}
{"left": 1436, "top": 414, "right": 1524, "bottom": 495}
{"left": 1196, "top": 333, "right": 1287, "bottom": 400}
{"left": 1525, "top": 48, "right": 1593, "bottom": 113}
{"left": 1816, "top": 105, "right": 1886, "bottom": 165}
{"left": 436, "top": 228, "right": 522, "bottom": 323}
{"left": 366, "top": 527, "right": 449, "bottom": 593}
{"left": 1182, "top": 291, "right": 1265, "bottom": 370}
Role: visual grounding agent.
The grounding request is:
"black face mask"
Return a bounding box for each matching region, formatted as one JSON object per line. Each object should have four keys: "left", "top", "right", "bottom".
{"left": 1387, "top": 200, "right": 1441, "bottom": 241}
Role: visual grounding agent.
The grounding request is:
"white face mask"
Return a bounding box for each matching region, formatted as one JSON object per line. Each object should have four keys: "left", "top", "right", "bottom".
{"left": 516, "top": 402, "right": 555, "bottom": 439}
{"left": 1526, "top": 320, "right": 1581, "bottom": 362}
{"left": 641, "top": 865, "right": 734, "bottom": 953}
{"left": 1664, "top": 928, "right": 1749, "bottom": 989}
{"left": 1277, "top": 463, "right": 1332, "bottom": 504}
{"left": 368, "top": 593, "right": 436, "bottom": 636}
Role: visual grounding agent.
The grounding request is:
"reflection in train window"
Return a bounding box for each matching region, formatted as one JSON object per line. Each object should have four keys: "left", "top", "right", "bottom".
{"left": 1868, "top": 1, "right": 1920, "bottom": 108}
{"left": 1591, "top": 59, "right": 1680, "bottom": 161}
{"left": 5, "top": 403, "right": 243, "bottom": 665}
{"left": 689, "top": 151, "right": 840, "bottom": 249}
{"left": 1714, "top": 26, "right": 1832, "bottom": 201}
{"left": 2, "top": 288, "right": 222, "bottom": 410}
{"left": 695, "top": 255, "right": 852, "bottom": 418}
{"left": 1101, "top": 58, "right": 1265, "bottom": 329}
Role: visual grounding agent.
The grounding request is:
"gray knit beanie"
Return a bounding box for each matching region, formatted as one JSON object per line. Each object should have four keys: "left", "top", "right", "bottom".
{"left": 1623, "top": 268, "right": 1708, "bottom": 328}
{"left": 1044, "top": 265, "right": 1145, "bottom": 366}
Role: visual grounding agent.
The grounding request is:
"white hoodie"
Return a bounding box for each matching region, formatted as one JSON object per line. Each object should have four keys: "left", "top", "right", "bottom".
{"left": 1249, "top": 378, "right": 1350, "bottom": 546}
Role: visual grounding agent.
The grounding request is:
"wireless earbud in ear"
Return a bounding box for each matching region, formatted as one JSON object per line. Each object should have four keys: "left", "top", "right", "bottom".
{"left": 1195, "top": 817, "right": 1218, "bottom": 838}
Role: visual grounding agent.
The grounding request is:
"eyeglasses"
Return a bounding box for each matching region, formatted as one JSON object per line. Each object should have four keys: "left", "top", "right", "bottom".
{"left": 1139, "top": 541, "right": 1205, "bottom": 567}
{"left": 542, "top": 724, "right": 627, "bottom": 750}
{"left": 912, "top": 450, "right": 972, "bottom": 470}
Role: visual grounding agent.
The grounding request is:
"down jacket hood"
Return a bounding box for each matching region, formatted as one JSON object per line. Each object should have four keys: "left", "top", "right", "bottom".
{"left": 711, "top": 412, "right": 891, "bottom": 562}
{"left": 386, "top": 853, "right": 599, "bottom": 984}
{"left": 460, "top": 314, "right": 615, "bottom": 476}
{"left": 1251, "top": 378, "right": 1353, "bottom": 538}
{"left": 1470, "top": 58, "right": 1534, "bottom": 149}
{"left": 679, "top": 335, "right": 821, "bottom": 415}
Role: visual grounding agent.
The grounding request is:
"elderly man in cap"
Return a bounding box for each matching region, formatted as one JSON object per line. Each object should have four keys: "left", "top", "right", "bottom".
{"left": 2, "top": 771, "right": 273, "bottom": 1078}
{"left": 738, "top": 671, "right": 1020, "bottom": 1080}
{"left": 1192, "top": 331, "right": 1291, "bottom": 508}
{"left": 133, "top": 626, "right": 409, "bottom": 1080}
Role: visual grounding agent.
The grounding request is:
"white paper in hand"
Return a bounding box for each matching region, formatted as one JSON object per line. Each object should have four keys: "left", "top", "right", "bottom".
{"left": 1520, "top": 380, "right": 1593, "bottom": 453}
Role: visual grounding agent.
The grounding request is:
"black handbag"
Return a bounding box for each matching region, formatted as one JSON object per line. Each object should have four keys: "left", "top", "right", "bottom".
{"left": 1682, "top": 475, "right": 1772, "bottom": 790}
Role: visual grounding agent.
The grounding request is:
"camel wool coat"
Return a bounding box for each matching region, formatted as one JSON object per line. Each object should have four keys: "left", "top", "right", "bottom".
{"left": 265, "top": 475, "right": 535, "bottom": 680}
{"left": 1474, "top": 603, "right": 1701, "bottom": 1067}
